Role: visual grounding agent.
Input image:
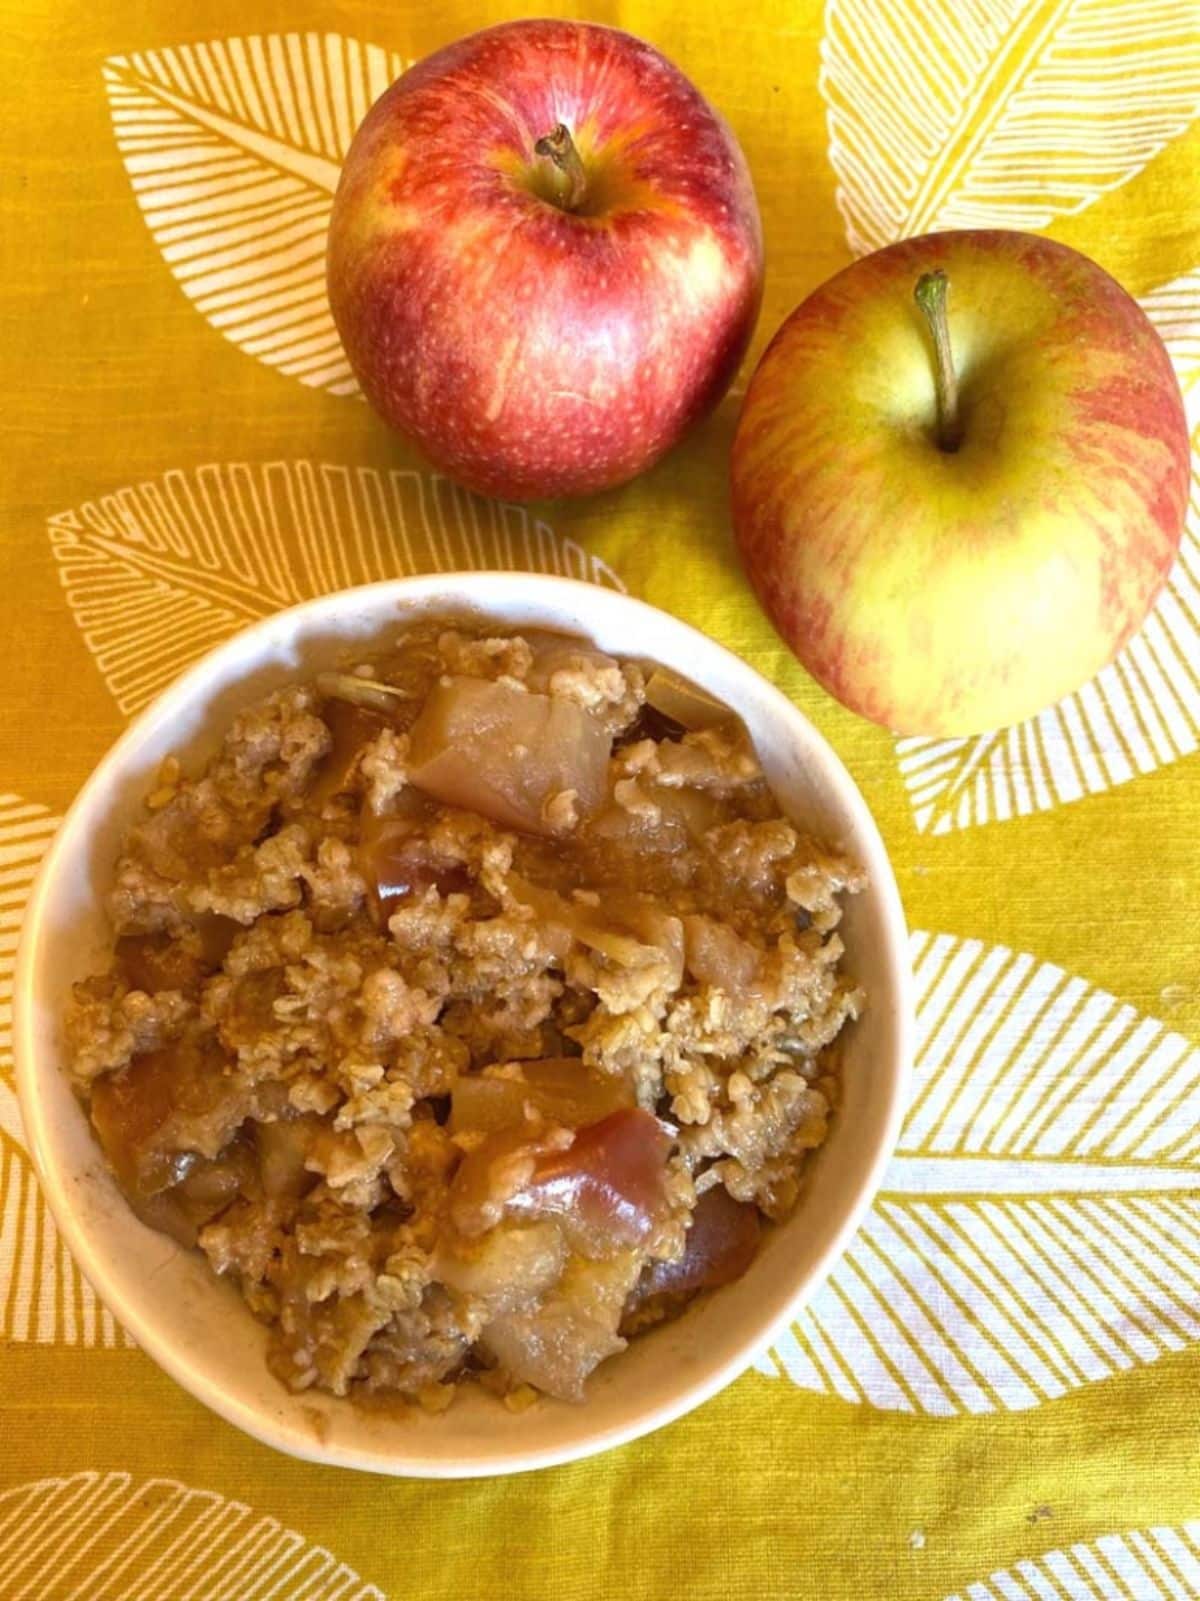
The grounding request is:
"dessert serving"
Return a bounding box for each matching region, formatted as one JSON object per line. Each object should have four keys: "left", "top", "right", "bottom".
{"left": 64, "top": 619, "right": 864, "bottom": 1408}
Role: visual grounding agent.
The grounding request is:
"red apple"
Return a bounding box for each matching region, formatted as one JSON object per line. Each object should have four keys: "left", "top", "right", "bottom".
{"left": 731, "top": 231, "right": 1190, "bottom": 737}
{"left": 327, "top": 20, "right": 763, "bottom": 502}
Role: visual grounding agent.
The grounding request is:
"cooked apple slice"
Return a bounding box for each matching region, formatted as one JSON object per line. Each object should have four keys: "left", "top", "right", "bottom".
{"left": 506, "top": 1108, "right": 672, "bottom": 1254}
{"left": 90, "top": 1040, "right": 243, "bottom": 1195}
{"left": 450, "top": 1058, "right": 634, "bottom": 1135}
{"left": 408, "top": 677, "right": 610, "bottom": 835}
{"left": 448, "top": 1106, "right": 671, "bottom": 1255}
{"left": 480, "top": 1249, "right": 642, "bottom": 1402}
{"left": 89, "top": 1042, "right": 256, "bottom": 1245}
{"left": 359, "top": 803, "right": 469, "bottom": 920}
{"left": 643, "top": 666, "right": 734, "bottom": 731}
{"left": 436, "top": 1219, "right": 566, "bottom": 1315}
{"left": 309, "top": 699, "right": 390, "bottom": 806}
{"left": 632, "top": 1185, "right": 761, "bottom": 1304}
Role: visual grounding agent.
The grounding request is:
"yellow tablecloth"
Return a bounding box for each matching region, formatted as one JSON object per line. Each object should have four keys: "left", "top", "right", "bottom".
{"left": 3, "top": 1, "right": 1199, "bottom": 1596}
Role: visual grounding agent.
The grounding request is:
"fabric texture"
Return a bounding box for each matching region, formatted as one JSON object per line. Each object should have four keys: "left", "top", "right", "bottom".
{"left": 2, "top": 0, "right": 1199, "bottom": 1596}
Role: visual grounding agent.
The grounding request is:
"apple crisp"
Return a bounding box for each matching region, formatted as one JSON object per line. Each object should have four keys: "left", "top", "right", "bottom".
{"left": 64, "top": 621, "right": 864, "bottom": 1405}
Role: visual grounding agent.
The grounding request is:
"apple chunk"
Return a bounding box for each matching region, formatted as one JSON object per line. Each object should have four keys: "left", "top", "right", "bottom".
{"left": 506, "top": 1109, "right": 672, "bottom": 1253}
{"left": 449, "top": 1107, "right": 671, "bottom": 1253}
{"left": 632, "top": 1185, "right": 761, "bottom": 1303}
{"left": 450, "top": 1059, "right": 634, "bottom": 1134}
{"left": 408, "top": 676, "right": 610, "bottom": 835}
{"left": 480, "top": 1251, "right": 642, "bottom": 1402}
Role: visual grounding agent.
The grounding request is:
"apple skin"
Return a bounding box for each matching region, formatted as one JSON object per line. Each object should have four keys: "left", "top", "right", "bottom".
{"left": 730, "top": 230, "right": 1190, "bottom": 737}
{"left": 327, "top": 20, "right": 763, "bottom": 502}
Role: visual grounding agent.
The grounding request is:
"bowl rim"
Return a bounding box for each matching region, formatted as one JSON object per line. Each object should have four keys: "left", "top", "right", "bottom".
{"left": 14, "top": 572, "right": 912, "bottom": 1477}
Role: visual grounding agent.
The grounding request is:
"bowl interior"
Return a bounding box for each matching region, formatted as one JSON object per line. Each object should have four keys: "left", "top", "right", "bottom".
{"left": 16, "top": 575, "right": 909, "bottom": 1476}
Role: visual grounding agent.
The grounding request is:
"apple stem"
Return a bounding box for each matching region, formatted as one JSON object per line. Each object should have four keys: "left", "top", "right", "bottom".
{"left": 914, "top": 269, "right": 962, "bottom": 452}
{"left": 534, "top": 123, "right": 587, "bottom": 212}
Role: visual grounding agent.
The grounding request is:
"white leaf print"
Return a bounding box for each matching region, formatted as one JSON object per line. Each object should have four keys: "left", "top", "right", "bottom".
{"left": 0, "top": 1473, "right": 385, "bottom": 1600}
{"left": 47, "top": 460, "right": 625, "bottom": 717}
{"left": 102, "top": 34, "right": 406, "bottom": 395}
{"left": 1142, "top": 268, "right": 1200, "bottom": 431}
{"left": 821, "top": 0, "right": 1200, "bottom": 257}
{"left": 1, "top": 1082, "right": 126, "bottom": 1349}
{"left": 767, "top": 931, "right": 1200, "bottom": 1416}
{"left": 0, "top": 796, "right": 126, "bottom": 1348}
{"left": 0, "top": 795, "right": 60, "bottom": 1075}
{"left": 942, "top": 1521, "right": 1200, "bottom": 1600}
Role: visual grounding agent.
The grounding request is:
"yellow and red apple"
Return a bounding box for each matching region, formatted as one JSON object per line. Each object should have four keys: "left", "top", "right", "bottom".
{"left": 731, "top": 230, "right": 1190, "bottom": 737}
{"left": 328, "top": 20, "right": 763, "bottom": 502}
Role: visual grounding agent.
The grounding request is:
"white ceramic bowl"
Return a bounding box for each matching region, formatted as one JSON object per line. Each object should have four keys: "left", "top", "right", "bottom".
{"left": 15, "top": 574, "right": 911, "bottom": 1477}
